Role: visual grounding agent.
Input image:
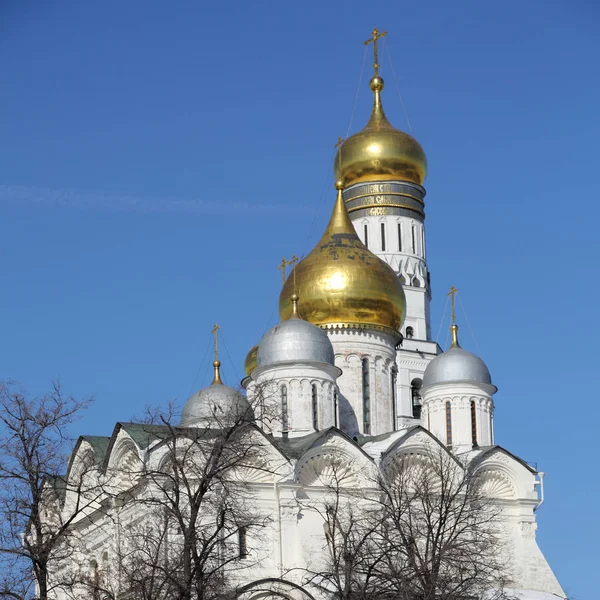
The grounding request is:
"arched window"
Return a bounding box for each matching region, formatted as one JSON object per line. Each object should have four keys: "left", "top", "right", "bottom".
{"left": 333, "top": 389, "right": 338, "bottom": 428}
{"left": 238, "top": 526, "right": 248, "bottom": 559}
{"left": 364, "top": 224, "right": 369, "bottom": 248}
{"left": 90, "top": 559, "right": 100, "bottom": 600}
{"left": 281, "top": 385, "right": 289, "bottom": 434}
{"left": 391, "top": 366, "right": 398, "bottom": 431}
{"left": 362, "top": 359, "right": 371, "bottom": 434}
{"left": 380, "top": 222, "right": 386, "bottom": 251}
{"left": 311, "top": 384, "right": 319, "bottom": 431}
{"left": 406, "top": 326, "right": 414, "bottom": 339}
{"left": 410, "top": 377, "right": 422, "bottom": 419}
{"left": 446, "top": 401, "right": 453, "bottom": 447}
{"left": 471, "top": 400, "right": 478, "bottom": 447}
{"left": 397, "top": 222, "right": 403, "bottom": 252}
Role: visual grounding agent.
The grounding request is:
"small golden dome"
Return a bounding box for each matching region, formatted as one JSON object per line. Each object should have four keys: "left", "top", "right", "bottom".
{"left": 279, "top": 185, "right": 406, "bottom": 331}
{"left": 244, "top": 344, "right": 258, "bottom": 377}
{"left": 334, "top": 76, "right": 427, "bottom": 186}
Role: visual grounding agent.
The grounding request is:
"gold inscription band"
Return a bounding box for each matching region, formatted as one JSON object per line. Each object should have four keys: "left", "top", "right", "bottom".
{"left": 345, "top": 191, "right": 424, "bottom": 205}
{"left": 347, "top": 203, "right": 426, "bottom": 217}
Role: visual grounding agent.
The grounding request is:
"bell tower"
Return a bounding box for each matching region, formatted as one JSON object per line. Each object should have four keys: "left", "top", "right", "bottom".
{"left": 334, "top": 29, "right": 440, "bottom": 427}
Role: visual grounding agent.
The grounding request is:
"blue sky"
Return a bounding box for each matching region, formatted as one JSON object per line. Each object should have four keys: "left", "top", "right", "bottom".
{"left": 1, "top": 1, "right": 598, "bottom": 597}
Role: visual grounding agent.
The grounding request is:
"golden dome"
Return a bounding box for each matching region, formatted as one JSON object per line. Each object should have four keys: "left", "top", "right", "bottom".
{"left": 279, "top": 182, "right": 406, "bottom": 332}
{"left": 334, "top": 76, "right": 427, "bottom": 186}
{"left": 244, "top": 344, "right": 258, "bottom": 377}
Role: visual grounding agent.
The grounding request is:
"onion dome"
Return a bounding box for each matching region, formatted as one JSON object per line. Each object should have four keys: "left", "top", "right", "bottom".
{"left": 334, "top": 75, "right": 427, "bottom": 187}
{"left": 422, "top": 324, "right": 494, "bottom": 389}
{"left": 181, "top": 360, "right": 253, "bottom": 427}
{"left": 259, "top": 295, "right": 335, "bottom": 368}
{"left": 279, "top": 183, "right": 406, "bottom": 332}
{"left": 244, "top": 344, "right": 258, "bottom": 376}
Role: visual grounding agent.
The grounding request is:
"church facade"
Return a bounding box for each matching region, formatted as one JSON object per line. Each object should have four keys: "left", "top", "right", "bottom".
{"left": 45, "top": 31, "right": 565, "bottom": 600}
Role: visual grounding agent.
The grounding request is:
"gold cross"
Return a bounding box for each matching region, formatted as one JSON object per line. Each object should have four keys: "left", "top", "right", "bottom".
{"left": 211, "top": 323, "right": 220, "bottom": 361}
{"left": 447, "top": 286, "right": 459, "bottom": 325}
{"left": 278, "top": 255, "right": 299, "bottom": 286}
{"left": 364, "top": 27, "right": 388, "bottom": 76}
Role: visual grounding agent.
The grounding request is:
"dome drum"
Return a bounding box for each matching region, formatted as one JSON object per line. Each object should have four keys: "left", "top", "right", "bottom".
{"left": 343, "top": 180, "right": 426, "bottom": 220}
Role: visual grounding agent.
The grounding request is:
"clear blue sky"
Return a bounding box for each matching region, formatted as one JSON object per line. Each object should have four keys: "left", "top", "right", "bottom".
{"left": 1, "top": 1, "right": 597, "bottom": 597}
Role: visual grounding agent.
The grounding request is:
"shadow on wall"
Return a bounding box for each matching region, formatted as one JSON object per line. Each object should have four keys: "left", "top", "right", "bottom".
{"left": 338, "top": 393, "right": 358, "bottom": 436}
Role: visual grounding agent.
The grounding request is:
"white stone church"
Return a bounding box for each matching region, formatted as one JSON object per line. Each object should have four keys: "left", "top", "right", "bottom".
{"left": 46, "top": 32, "right": 566, "bottom": 600}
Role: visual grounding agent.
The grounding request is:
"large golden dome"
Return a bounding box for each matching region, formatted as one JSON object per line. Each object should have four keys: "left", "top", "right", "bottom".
{"left": 334, "top": 76, "right": 427, "bottom": 186}
{"left": 279, "top": 182, "right": 406, "bottom": 332}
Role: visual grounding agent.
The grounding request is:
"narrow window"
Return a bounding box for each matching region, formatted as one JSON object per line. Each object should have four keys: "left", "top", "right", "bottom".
{"left": 362, "top": 359, "right": 371, "bottom": 434}
{"left": 446, "top": 401, "right": 453, "bottom": 447}
{"left": 391, "top": 366, "right": 398, "bottom": 431}
{"left": 471, "top": 400, "right": 478, "bottom": 447}
{"left": 411, "top": 224, "right": 416, "bottom": 254}
{"left": 381, "top": 222, "right": 386, "bottom": 251}
{"left": 238, "top": 527, "right": 248, "bottom": 559}
{"left": 421, "top": 227, "right": 426, "bottom": 259}
{"left": 281, "top": 386, "right": 288, "bottom": 433}
{"left": 364, "top": 224, "right": 369, "bottom": 248}
{"left": 311, "top": 384, "right": 319, "bottom": 431}
{"left": 333, "top": 389, "right": 338, "bottom": 428}
{"left": 397, "top": 223, "right": 402, "bottom": 252}
{"left": 411, "top": 378, "right": 422, "bottom": 419}
{"left": 406, "top": 326, "right": 414, "bottom": 339}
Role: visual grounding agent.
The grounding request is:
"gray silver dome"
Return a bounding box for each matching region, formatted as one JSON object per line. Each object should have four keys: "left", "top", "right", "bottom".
{"left": 422, "top": 324, "right": 493, "bottom": 389}
{"left": 257, "top": 317, "right": 334, "bottom": 369}
{"left": 180, "top": 363, "right": 253, "bottom": 427}
{"left": 423, "top": 347, "right": 492, "bottom": 388}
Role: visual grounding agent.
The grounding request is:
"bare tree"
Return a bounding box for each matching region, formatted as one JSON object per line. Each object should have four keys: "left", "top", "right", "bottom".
{"left": 0, "top": 380, "right": 93, "bottom": 600}
{"left": 60, "top": 384, "right": 284, "bottom": 600}
{"left": 300, "top": 445, "right": 513, "bottom": 600}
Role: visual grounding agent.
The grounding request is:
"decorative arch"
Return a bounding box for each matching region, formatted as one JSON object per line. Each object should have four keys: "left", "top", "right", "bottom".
{"left": 237, "top": 578, "right": 316, "bottom": 600}
{"left": 475, "top": 469, "right": 516, "bottom": 499}
{"left": 295, "top": 430, "right": 375, "bottom": 487}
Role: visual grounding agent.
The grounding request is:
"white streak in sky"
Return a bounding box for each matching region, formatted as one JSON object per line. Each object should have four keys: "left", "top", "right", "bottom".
{"left": 0, "top": 184, "right": 302, "bottom": 217}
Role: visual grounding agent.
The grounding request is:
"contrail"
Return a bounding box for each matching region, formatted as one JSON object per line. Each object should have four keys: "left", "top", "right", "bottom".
{"left": 0, "top": 184, "right": 304, "bottom": 218}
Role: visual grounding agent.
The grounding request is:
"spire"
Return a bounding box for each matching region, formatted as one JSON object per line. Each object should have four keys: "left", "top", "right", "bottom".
{"left": 447, "top": 286, "right": 460, "bottom": 348}
{"left": 211, "top": 324, "right": 223, "bottom": 384}
{"left": 324, "top": 179, "right": 360, "bottom": 238}
{"left": 362, "top": 28, "right": 392, "bottom": 131}
{"left": 290, "top": 293, "right": 300, "bottom": 319}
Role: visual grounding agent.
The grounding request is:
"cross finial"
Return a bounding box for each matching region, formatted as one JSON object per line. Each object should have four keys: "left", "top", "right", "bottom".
{"left": 211, "top": 323, "right": 220, "bottom": 362}
{"left": 278, "top": 255, "right": 299, "bottom": 287}
{"left": 447, "top": 286, "right": 459, "bottom": 325}
{"left": 364, "top": 27, "right": 388, "bottom": 77}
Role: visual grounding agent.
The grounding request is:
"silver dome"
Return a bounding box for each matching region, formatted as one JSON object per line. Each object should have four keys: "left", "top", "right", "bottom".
{"left": 180, "top": 383, "right": 253, "bottom": 427}
{"left": 422, "top": 346, "right": 493, "bottom": 388}
{"left": 257, "top": 317, "right": 334, "bottom": 369}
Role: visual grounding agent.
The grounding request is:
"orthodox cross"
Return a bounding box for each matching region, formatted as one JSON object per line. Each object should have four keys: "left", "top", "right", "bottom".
{"left": 364, "top": 27, "right": 388, "bottom": 76}
{"left": 278, "top": 255, "right": 299, "bottom": 287}
{"left": 211, "top": 323, "right": 220, "bottom": 361}
{"left": 447, "top": 286, "right": 459, "bottom": 324}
